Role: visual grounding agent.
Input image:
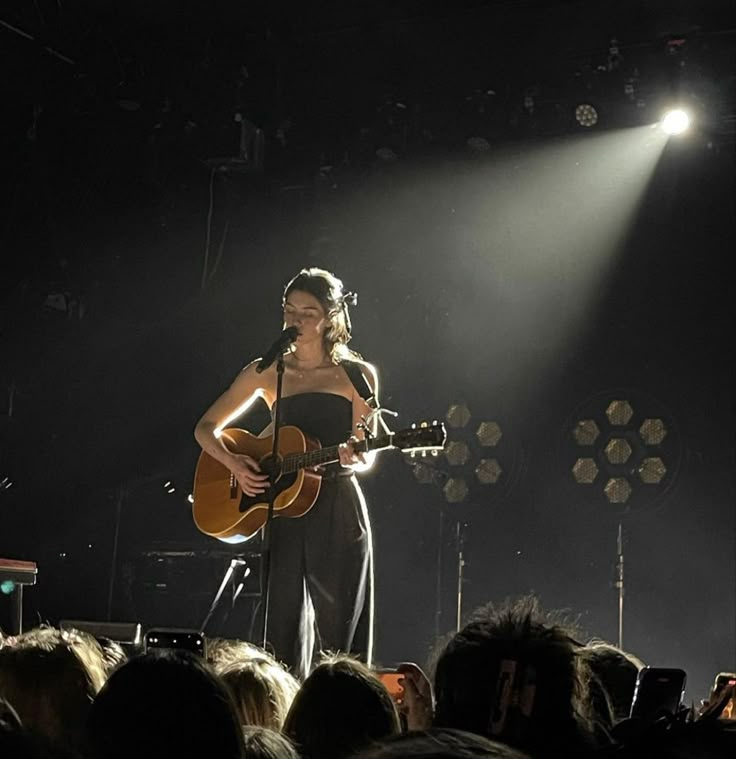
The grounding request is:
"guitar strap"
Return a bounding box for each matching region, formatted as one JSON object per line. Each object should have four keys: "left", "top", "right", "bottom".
{"left": 341, "top": 360, "right": 378, "bottom": 409}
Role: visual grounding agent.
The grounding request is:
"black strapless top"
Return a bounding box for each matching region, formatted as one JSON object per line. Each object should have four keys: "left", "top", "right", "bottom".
{"left": 273, "top": 392, "right": 353, "bottom": 449}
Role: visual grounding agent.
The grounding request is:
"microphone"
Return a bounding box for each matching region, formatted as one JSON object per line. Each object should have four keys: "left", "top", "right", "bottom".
{"left": 255, "top": 326, "right": 299, "bottom": 373}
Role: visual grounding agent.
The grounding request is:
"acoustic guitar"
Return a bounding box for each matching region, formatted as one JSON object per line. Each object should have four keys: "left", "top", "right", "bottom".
{"left": 192, "top": 421, "right": 446, "bottom": 543}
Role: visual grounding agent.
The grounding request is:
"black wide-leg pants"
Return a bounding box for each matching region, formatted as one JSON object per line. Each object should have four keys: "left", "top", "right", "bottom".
{"left": 263, "top": 475, "right": 374, "bottom": 680}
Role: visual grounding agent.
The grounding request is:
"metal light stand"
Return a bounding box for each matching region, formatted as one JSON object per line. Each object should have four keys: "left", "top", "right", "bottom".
{"left": 456, "top": 520, "right": 467, "bottom": 631}
{"left": 615, "top": 521, "right": 625, "bottom": 649}
{"left": 260, "top": 352, "right": 286, "bottom": 649}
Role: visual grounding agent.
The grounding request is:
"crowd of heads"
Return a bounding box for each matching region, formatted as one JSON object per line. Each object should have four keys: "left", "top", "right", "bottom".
{"left": 1, "top": 594, "right": 734, "bottom": 758}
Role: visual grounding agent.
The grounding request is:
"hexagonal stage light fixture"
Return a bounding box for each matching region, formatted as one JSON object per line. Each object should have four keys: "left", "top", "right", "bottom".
{"left": 445, "top": 440, "right": 472, "bottom": 467}
{"left": 573, "top": 419, "right": 600, "bottom": 446}
{"left": 475, "top": 458, "right": 502, "bottom": 484}
{"left": 445, "top": 403, "right": 471, "bottom": 429}
{"left": 606, "top": 400, "right": 634, "bottom": 426}
{"left": 572, "top": 457, "right": 599, "bottom": 484}
{"left": 605, "top": 438, "right": 633, "bottom": 465}
{"left": 640, "top": 418, "right": 667, "bottom": 446}
{"left": 443, "top": 477, "right": 469, "bottom": 503}
{"left": 564, "top": 390, "right": 681, "bottom": 514}
{"left": 638, "top": 457, "right": 667, "bottom": 484}
{"left": 604, "top": 477, "right": 632, "bottom": 504}
{"left": 411, "top": 463, "right": 438, "bottom": 485}
{"left": 476, "top": 421, "right": 502, "bottom": 447}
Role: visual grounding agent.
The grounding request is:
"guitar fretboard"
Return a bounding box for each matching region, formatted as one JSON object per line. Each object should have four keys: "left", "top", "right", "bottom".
{"left": 282, "top": 445, "right": 342, "bottom": 473}
{"left": 281, "top": 434, "right": 396, "bottom": 474}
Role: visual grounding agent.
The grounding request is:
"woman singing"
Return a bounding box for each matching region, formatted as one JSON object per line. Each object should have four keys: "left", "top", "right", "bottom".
{"left": 194, "top": 268, "right": 377, "bottom": 679}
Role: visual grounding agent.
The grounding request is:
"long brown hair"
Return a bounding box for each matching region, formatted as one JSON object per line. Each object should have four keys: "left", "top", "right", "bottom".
{"left": 283, "top": 267, "right": 361, "bottom": 364}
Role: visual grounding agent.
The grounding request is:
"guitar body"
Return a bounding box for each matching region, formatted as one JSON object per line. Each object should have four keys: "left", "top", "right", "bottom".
{"left": 192, "top": 426, "right": 323, "bottom": 542}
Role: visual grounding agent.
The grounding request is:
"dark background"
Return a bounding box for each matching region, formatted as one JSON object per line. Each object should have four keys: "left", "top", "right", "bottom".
{"left": 0, "top": 0, "right": 734, "bottom": 703}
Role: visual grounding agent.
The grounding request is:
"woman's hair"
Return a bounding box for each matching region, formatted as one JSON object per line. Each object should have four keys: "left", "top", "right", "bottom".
{"left": 283, "top": 653, "right": 400, "bottom": 759}
{"left": 355, "top": 728, "right": 533, "bottom": 759}
{"left": 95, "top": 637, "right": 128, "bottom": 678}
{"left": 87, "top": 649, "right": 243, "bottom": 759}
{"left": 578, "top": 640, "right": 644, "bottom": 725}
{"left": 218, "top": 654, "right": 300, "bottom": 730}
{"left": 283, "top": 267, "right": 361, "bottom": 363}
{"left": 241, "top": 725, "right": 299, "bottom": 759}
{"left": 207, "top": 637, "right": 272, "bottom": 672}
{"left": 0, "top": 626, "right": 107, "bottom": 752}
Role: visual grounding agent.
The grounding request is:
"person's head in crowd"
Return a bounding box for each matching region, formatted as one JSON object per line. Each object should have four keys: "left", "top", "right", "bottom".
{"left": 283, "top": 652, "right": 401, "bottom": 759}
{"left": 219, "top": 654, "right": 300, "bottom": 730}
{"left": 95, "top": 637, "right": 128, "bottom": 677}
{"left": 355, "top": 727, "right": 533, "bottom": 758}
{"left": 0, "top": 626, "right": 107, "bottom": 753}
{"left": 241, "top": 725, "right": 299, "bottom": 759}
{"left": 87, "top": 648, "right": 243, "bottom": 759}
{"left": 432, "top": 595, "right": 600, "bottom": 757}
{"left": 579, "top": 639, "right": 644, "bottom": 725}
{"left": 207, "top": 637, "right": 272, "bottom": 671}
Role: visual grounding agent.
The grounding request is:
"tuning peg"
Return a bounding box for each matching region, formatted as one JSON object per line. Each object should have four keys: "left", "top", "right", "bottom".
{"left": 411, "top": 423, "right": 416, "bottom": 429}
{"left": 420, "top": 421, "right": 428, "bottom": 428}
{"left": 432, "top": 419, "right": 438, "bottom": 426}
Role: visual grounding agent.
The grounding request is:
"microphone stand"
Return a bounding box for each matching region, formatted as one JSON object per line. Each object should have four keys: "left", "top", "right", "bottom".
{"left": 260, "top": 351, "right": 286, "bottom": 649}
{"left": 615, "top": 521, "right": 625, "bottom": 649}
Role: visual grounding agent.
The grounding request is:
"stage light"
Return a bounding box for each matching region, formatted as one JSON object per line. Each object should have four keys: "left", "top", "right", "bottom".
{"left": 605, "top": 438, "right": 633, "bottom": 465}
{"left": 443, "top": 477, "right": 469, "bottom": 503}
{"left": 445, "top": 441, "right": 471, "bottom": 466}
{"left": 639, "top": 418, "right": 667, "bottom": 445}
{"left": 573, "top": 419, "right": 600, "bottom": 446}
{"left": 564, "top": 391, "right": 682, "bottom": 513}
{"left": 572, "top": 458, "right": 599, "bottom": 484}
{"left": 467, "top": 136, "right": 490, "bottom": 152}
{"left": 475, "top": 458, "right": 502, "bottom": 485}
{"left": 445, "top": 403, "right": 471, "bottom": 429}
{"left": 661, "top": 109, "right": 690, "bottom": 135}
{"left": 476, "top": 421, "right": 502, "bottom": 447}
{"left": 604, "top": 477, "right": 632, "bottom": 504}
{"left": 575, "top": 103, "right": 598, "bottom": 128}
{"left": 639, "top": 457, "right": 667, "bottom": 484}
{"left": 606, "top": 400, "right": 633, "bottom": 426}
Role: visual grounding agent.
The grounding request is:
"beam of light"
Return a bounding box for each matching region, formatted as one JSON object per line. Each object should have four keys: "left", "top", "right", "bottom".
{"left": 431, "top": 125, "right": 669, "bottom": 406}
{"left": 661, "top": 109, "right": 690, "bottom": 136}
{"left": 214, "top": 391, "right": 265, "bottom": 437}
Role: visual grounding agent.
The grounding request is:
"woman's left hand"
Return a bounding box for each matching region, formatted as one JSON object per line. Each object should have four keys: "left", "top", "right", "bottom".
{"left": 338, "top": 435, "right": 366, "bottom": 467}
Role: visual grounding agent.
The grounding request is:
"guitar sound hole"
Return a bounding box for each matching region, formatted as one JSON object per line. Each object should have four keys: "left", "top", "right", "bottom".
{"left": 238, "top": 469, "right": 298, "bottom": 512}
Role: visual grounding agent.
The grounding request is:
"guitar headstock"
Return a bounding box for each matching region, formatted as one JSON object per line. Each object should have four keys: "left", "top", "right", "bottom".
{"left": 393, "top": 420, "right": 447, "bottom": 456}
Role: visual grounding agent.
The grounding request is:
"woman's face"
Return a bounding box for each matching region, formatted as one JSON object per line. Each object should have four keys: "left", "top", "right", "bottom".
{"left": 283, "top": 289, "right": 329, "bottom": 345}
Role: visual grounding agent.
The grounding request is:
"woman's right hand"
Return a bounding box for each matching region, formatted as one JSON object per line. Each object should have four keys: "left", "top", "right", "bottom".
{"left": 228, "top": 454, "right": 269, "bottom": 497}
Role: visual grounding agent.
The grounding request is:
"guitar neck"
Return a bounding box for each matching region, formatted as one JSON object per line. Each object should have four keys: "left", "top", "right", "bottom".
{"left": 282, "top": 435, "right": 391, "bottom": 474}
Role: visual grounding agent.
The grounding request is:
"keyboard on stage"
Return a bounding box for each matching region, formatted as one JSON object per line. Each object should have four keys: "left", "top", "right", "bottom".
{"left": 0, "top": 558, "right": 38, "bottom": 635}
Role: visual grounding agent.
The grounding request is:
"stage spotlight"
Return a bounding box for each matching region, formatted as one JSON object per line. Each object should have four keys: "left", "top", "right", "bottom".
{"left": 574, "top": 103, "right": 598, "bottom": 128}
{"left": 661, "top": 109, "right": 690, "bottom": 135}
